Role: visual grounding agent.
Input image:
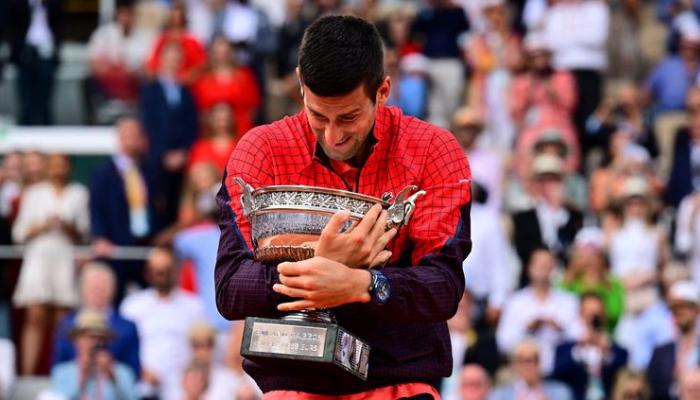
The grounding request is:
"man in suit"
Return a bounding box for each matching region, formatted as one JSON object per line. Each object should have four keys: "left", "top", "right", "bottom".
{"left": 139, "top": 41, "right": 198, "bottom": 226}
{"left": 53, "top": 262, "right": 140, "bottom": 376}
{"left": 647, "top": 280, "right": 700, "bottom": 400}
{"left": 489, "top": 340, "right": 573, "bottom": 400}
{"left": 6, "top": 0, "right": 63, "bottom": 125}
{"left": 512, "top": 154, "right": 583, "bottom": 287}
{"left": 665, "top": 110, "right": 700, "bottom": 208}
{"left": 551, "top": 292, "right": 628, "bottom": 400}
{"left": 90, "top": 116, "right": 158, "bottom": 304}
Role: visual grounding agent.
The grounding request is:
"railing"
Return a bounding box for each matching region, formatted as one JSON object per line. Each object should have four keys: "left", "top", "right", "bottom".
{"left": 0, "top": 245, "right": 152, "bottom": 260}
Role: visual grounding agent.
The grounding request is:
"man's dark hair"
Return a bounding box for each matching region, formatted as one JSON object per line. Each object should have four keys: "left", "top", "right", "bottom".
{"left": 298, "top": 15, "right": 385, "bottom": 100}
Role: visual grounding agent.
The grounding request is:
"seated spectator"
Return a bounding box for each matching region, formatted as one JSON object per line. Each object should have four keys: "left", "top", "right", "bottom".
{"left": 516, "top": 128, "right": 580, "bottom": 183}
{"left": 385, "top": 49, "right": 429, "bottom": 119}
{"left": 647, "top": 281, "right": 700, "bottom": 400}
{"left": 120, "top": 246, "right": 205, "bottom": 400}
{"left": 21, "top": 150, "right": 47, "bottom": 186}
{"left": 0, "top": 338, "right": 15, "bottom": 400}
{"left": 193, "top": 36, "right": 261, "bottom": 137}
{"left": 452, "top": 106, "right": 504, "bottom": 211}
{"left": 608, "top": 177, "right": 669, "bottom": 314}
{"left": 464, "top": 0, "right": 520, "bottom": 152}
{"left": 12, "top": 153, "right": 89, "bottom": 375}
{"left": 140, "top": 40, "right": 199, "bottom": 226}
{"left": 181, "top": 361, "right": 209, "bottom": 400}
{"left": 50, "top": 311, "right": 137, "bottom": 400}
{"left": 462, "top": 182, "right": 513, "bottom": 327}
{"left": 496, "top": 248, "right": 581, "bottom": 375}
{"left": 611, "top": 369, "right": 651, "bottom": 400}
{"left": 680, "top": 368, "right": 700, "bottom": 400}
{"left": 551, "top": 292, "right": 628, "bottom": 400}
{"left": 511, "top": 155, "right": 583, "bottom": 285}
{"left": 145, "top": 1, "right": 206, "bottom": 85}
{"left": 489, "top": 340, "right": 573, "bottom": 400}
{"left": 85, "top": 0, "right": 155, "bottom": 123}
{"left": 666, "top": 105, "right": 700, "bottom": 208}
{"left": 675, "top": 188, "right": 700, "bottom": 287}
{"left": 458, "top": 364, "right": 491, "bottom": 400}
{"left": 90, "top": 116, "right": 158, "bottom": 304}
{"left": 187, "top": 103, "right": 239, "bottom": 175}
{"left": 561, "top": 227, "right": 625, "bottom": 331}
{"left": 53, "top": 262, "right": 140, "bottom": 376}
{"left": 187, "top": 322, "right": 258, "bottom": 399}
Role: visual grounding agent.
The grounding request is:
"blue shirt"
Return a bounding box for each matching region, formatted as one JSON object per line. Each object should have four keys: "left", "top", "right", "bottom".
{"left": 51, "top": 361, "right": 138, "bottom": 400}
{"left": 174, "top": 223, "right": 231, "bottom": 331}
{"left": 647, "top": 56, "right": 698, "bottom": 113}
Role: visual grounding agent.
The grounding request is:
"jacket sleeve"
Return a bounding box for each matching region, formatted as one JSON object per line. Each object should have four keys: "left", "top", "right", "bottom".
{"left": 214, "top": 129, "right": 287, "bottom": 320}
{"left": 359, "top": 130, "right": 472, "bottom": 322}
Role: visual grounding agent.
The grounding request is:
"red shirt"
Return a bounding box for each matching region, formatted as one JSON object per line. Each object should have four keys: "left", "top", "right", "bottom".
{"left": 192, "top": 68, "right": 261, "bottom": 136}
{"left": 187, "top": 138, "right": 238, "bottom": 173}
{"left": 217, "top": 106, "right": 472, "bottom": 395}
{"left": 146, "top": 33, "right": 207, "bottom": 83}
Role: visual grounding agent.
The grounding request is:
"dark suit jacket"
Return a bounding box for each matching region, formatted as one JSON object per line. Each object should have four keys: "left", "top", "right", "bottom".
{"left": 6, "top": 0, "right": 63, "bottom": 64}
{"left": 89, "top": 158, "right": 158, "bottom": 245}
{"left": 138, "top": 80, "right": 198, "bottom": 168}
{"left": 665, "top": 128, "right": 694, "bottom": 208}
{"left": 646, "top": 341, "right": 690, "bottom": 400}
{"left": 53, "top": 310, "right": 141, "bottom": 376}
{"left": 512, "top": 205, "right": 583, "bottom": 287}
{"left": 551, "top": 340, "right": 629, "bottom": 400}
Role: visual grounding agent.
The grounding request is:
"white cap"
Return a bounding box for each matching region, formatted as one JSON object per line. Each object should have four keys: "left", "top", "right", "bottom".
{"left": 669, "top": 280, "right": 700, "bottom": 305}
{"left": 620, "top": 176, "right": 649, "bottom": 200}
{"left": 574, "top": 227, "right": 605, "bottom": 250}
{"left": 482, "top": 0, "right": 505, "bottom": 9}
{"left": 532, "top": 154, "right": 564, "bottom": 177}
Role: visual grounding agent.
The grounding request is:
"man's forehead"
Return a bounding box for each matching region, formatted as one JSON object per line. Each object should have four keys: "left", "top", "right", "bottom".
{"left": 303, "top": 84, "right": 370, "bottom": 115}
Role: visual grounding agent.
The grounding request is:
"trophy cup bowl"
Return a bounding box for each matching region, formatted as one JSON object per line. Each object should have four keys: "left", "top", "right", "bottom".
{"left": 234, "top": 177, "right": 425, "bottom": 380}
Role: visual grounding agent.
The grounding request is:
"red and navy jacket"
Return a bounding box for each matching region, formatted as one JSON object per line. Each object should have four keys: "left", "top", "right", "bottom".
{"left": 215, "top": 106, "right": 472, "bottom": 394}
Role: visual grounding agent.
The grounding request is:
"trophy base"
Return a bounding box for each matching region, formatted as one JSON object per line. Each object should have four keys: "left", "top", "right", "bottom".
{"left": 241, "top": 316, "right": 370, "bottom": 380}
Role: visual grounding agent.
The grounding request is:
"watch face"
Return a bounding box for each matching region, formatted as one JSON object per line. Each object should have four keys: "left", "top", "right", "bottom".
{"left": 375, "top": 278, "right": 390, "bottom": 304}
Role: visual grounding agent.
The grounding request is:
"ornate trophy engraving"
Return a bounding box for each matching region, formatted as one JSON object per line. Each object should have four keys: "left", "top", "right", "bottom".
{"left": 235, "top": 178, "right": 424, "bottom": 380}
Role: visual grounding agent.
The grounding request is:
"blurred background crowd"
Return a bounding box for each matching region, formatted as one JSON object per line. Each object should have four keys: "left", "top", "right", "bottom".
{"left": 2, "top": 0, "right": 700, "bottom": 399}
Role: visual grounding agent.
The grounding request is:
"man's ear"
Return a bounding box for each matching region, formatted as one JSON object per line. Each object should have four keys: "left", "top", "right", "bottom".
{"left": 376, "top": 76, "right": 392, "bottom": 106}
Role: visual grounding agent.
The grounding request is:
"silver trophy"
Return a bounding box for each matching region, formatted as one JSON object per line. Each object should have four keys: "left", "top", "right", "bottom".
{"left": 234, "top": 177, "right": 424, "bottom": 379}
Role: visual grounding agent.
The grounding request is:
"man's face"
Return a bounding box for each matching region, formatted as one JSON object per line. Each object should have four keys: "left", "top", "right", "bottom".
{"left": 82, "top": 273, "right": 114, "bottom": 311}
{"left": 301, "top": 77, "right": 390, "bottom": 164}
{"left": 118, "top": 119, "right": 148, "bottom": 158}
{"left": 528, "top": 250, "right": 554, "bottom": 286}
{"left": 459, "top": 365, "right": 490, "bottom": 400}
{"left": 513, "top": 346, "right": 541, "bottom": 384}
{"left": 146, "top": 249, "right": 177, "bottom": 293}
{"left": 670, "top": 299, "right": 699, "bottom": 334}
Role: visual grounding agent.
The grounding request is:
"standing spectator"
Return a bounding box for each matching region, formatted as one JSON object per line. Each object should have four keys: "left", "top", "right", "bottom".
{"left": 511, "top": 33, "right": 579, "bottom": 173}
{"left": 186, "top": 103, "right": 238, "bottom": 175}
{"left": 676, "top": 186, "right": 700, "bottom": 287}
{"left": 0, "top": 152, "right": 22, "bottom": 339}
{"left": 49, "top": 311, "right": 137, "bottom": 400}
{"left": 647, "top": 281, "right": 700, "bottom": 400}
{"left": 551, "top": 292, "right": 629, "bottom": 400}
{"left": 21, "top": 150, "right": 47, "bottom": 186}
{"left": 561, "top": 227, "right": 625, "bottom": 331}
{"left": 145, "top": 1, "right": 206, "bottom": 85}
{"left": 140, "top": 41, "right": 199, "bottom": 226}
{"left": 458, "top": 364, "right": 491, "bottom": 400}
{"left": 53, "top": 263, "right": 140, "bottom": 377}
{"left": 464, "top": 0, "right": 520, "bottom": 152}
{"left": 666, "top": 103, "right": 700, "bottom": 208}
{"left": 489, "top": 340, "right": 573, "bottom": 400}
{"left": 181, "top": 362, "right": 209, "bottom": 400}
{"left": 607, "top": 0, "right": 650, "bottom": 85}
{"left": 6, "top": 0, "right": 63, "bottom": 125}
{"left": 647, "top": 34, "right": 700, "bottom": 178}
{"left": 275, "top": 0, "right": 314, "bottom": 114}
{"left": 511, "top": 154, "right": 583, "bottom": 285}
{"left": 497, "top": 248, "right": 581, "bottom": 375}
{"left": 85, "top": 0, "right": 155, "bottom": 124}
{"left": 385, "top": 50, "right": 430, "bottom": 119}
{"left": 0, "top": 338, "right": 15, "bottom": 400}
{"left": 120, "top": 246, "right": 205, "bottom": 400}
{"left": 680, "top": 368, "right": 700, "bottom": 400}
{"left": 411, "top": 0, "right": 469, "bottom": 128}
{"left": 12, "top": 154, "right": 89, "bottom": 375}
{"left": 90, "top": 117, "right": 158, "bottom": 305}
{"left": 192, "top": 36, "right": 261, "bottom": 137}
{"left": 611, "top": 370, "right": 651, "bottom": 400}
{"left": 543, "top": 0, "right": 610, "bottom": 157}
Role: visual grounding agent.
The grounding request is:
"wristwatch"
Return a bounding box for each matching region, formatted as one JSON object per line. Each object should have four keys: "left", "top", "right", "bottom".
{"left": 368, "top": 269, "right": 391, "bottom": 305}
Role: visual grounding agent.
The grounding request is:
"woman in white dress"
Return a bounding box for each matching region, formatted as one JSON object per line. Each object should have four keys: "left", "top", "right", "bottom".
{"left": 12, "top": 154, "right": 90, "bottom": 375}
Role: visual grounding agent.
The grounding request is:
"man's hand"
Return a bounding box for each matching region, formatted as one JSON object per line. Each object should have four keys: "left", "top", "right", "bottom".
{"left": 273, "top": 256, "right": 372, "bottom": 311}
{"left": 93, "top": 238, "right": 115, "bottom": 258}
{"left": 314, "top": 204, "right": 396, "bottom": 269}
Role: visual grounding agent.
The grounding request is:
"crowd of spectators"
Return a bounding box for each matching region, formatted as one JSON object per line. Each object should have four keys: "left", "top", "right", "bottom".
{"left": 3, "top": 0, "right": 700, "bottom": 399}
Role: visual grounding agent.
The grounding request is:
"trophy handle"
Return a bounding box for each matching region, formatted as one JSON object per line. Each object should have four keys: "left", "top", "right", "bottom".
{"left": 233, "top": 177, "right": 256, "bottom": 217}
{"left": 387, "top": 186, "right": 426, "bottom": 229}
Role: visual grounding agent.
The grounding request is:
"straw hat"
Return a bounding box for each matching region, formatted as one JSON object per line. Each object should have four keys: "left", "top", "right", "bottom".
{"left": 69, "top": 310, "right": 114, "bottom": 339}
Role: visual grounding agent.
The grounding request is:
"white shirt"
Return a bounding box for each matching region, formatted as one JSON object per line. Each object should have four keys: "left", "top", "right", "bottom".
{"left": 535, "top": 201, "right": 570, "bottom": 253}
{"left": 120, "top": 288, "right": 205, "bottom": 400}
{"left": 609, "top": 219, "right": 660, "bottom": 279}
{"left": 26, "top": 0, "right": 54, "bottom": 58}
{"left": 223, "top": 2, "right": 259, "bottom": 44}
{"left": 0, "top": 339, "right": 15, "bottom": 400}
{"left": 497, "top": 287, "right": 581, "bottom": 374}
{"left": 467, "top": 147, "right": 503, "bottom": 211}
{"left": 543, "top": 0, "right": 610, "bottom": 71}
{"left": 463, "top": 204, "right": 514, "bottom": 309}
{"left": 88, "top": 23, "right": 155, "bottom": 71}
{"left": 676, "top": 194, "right": 700, "bottom": 287}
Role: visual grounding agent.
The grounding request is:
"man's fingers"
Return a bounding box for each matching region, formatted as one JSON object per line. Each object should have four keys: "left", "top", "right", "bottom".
{"left": 371, "top": 228, "right": 397, "bottom": 256}
{"left": 320, "top": 211, "right": 352, "bottom": 239}
{"left": 277, "top": 299, "right": 316, "bottom": 312}
{"left": 277, "top": 261, "right": 305, "bottom": 276}
{"left": 353, "top": 203, "right": 383, "bottom": 236}
{"left": 273, "top": 283, "right": 311, "bottom": 300}
{"left": 278, "top": 274, "right": 315, "bottom": 290}
{"left": 368, "top": 210, "right": 388, "bottom": 242}
{"left": 369, "top": 250, "right": 392, "bottom": 268}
